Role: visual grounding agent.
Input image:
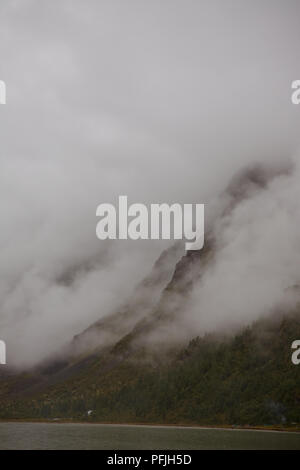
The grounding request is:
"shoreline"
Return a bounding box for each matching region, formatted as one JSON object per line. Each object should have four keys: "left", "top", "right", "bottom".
{"left": 1, "top": 419, "right": 299, "bottom": 434}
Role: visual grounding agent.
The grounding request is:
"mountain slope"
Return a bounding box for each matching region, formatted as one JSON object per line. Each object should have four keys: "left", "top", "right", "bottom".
{"left": 0, "top": 310, "right": 299, "bottom": 426}
{"left": 0, "top": 163, "right": 299, "bottom": 426}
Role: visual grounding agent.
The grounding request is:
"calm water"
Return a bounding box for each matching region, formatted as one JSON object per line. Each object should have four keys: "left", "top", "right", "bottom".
{"left": 0, "top": 422, "right": 299, "bottom": 450}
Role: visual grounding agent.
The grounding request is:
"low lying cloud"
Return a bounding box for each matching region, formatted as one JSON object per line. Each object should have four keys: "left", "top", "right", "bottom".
{"left": 177, "top": 158, "right": 300, "bottom": 338}
{"left": 1, "top": 1, "right": 300, "bottom": 367}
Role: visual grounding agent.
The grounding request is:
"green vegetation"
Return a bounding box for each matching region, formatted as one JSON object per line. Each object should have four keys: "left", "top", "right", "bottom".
{"left": 0, "top": 312, "right": 299, "bottom": 427}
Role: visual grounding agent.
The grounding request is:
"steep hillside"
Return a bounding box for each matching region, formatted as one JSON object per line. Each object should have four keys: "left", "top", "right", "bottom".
{"left": 0, "top": 311, "right": 299, "bottom": 426}
{"left": 0, "top": 163, "right": 299, "bottom": 426}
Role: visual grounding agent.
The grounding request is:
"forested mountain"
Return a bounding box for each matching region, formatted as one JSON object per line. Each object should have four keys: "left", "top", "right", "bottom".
{"left": 0, "top": 310, "right": 299, "bottom": 426}
{"left": 0, "top": 165, "right": 299, "bottom": 427}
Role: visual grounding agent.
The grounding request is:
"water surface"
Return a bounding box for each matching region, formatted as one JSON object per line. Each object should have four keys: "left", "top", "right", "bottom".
{"left": 0, "top": 422, "right": 299, "bottom": 450}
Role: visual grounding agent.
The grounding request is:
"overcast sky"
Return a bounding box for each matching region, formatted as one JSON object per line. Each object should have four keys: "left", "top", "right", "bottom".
{"left": 0, "top": 0, "right": 300, "bottom": 366}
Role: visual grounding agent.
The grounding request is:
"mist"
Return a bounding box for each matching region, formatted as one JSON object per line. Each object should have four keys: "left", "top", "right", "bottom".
{"left": 178, "top": 158, "right": 300, "bottom": 340}
{"left": 0, "top": 0, "right": 300, "bottom": 367}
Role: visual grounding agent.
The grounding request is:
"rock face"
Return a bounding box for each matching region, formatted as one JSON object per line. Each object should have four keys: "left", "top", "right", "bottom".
{"left": 68, "top": 164, "right": 282, "bottom": 356}
{"left": 1, "top": 162, "right": 299, "bottom": 426}
{"left": 73, "top": 162, "right": 293, "bottom": 357}
{"left": 67, "top": 241, "right": 185, "bottom": 357}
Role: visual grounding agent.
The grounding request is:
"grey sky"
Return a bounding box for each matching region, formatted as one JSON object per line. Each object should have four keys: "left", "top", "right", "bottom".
{"left": 0, "top": 0, "right": 300, "bottom": 366}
